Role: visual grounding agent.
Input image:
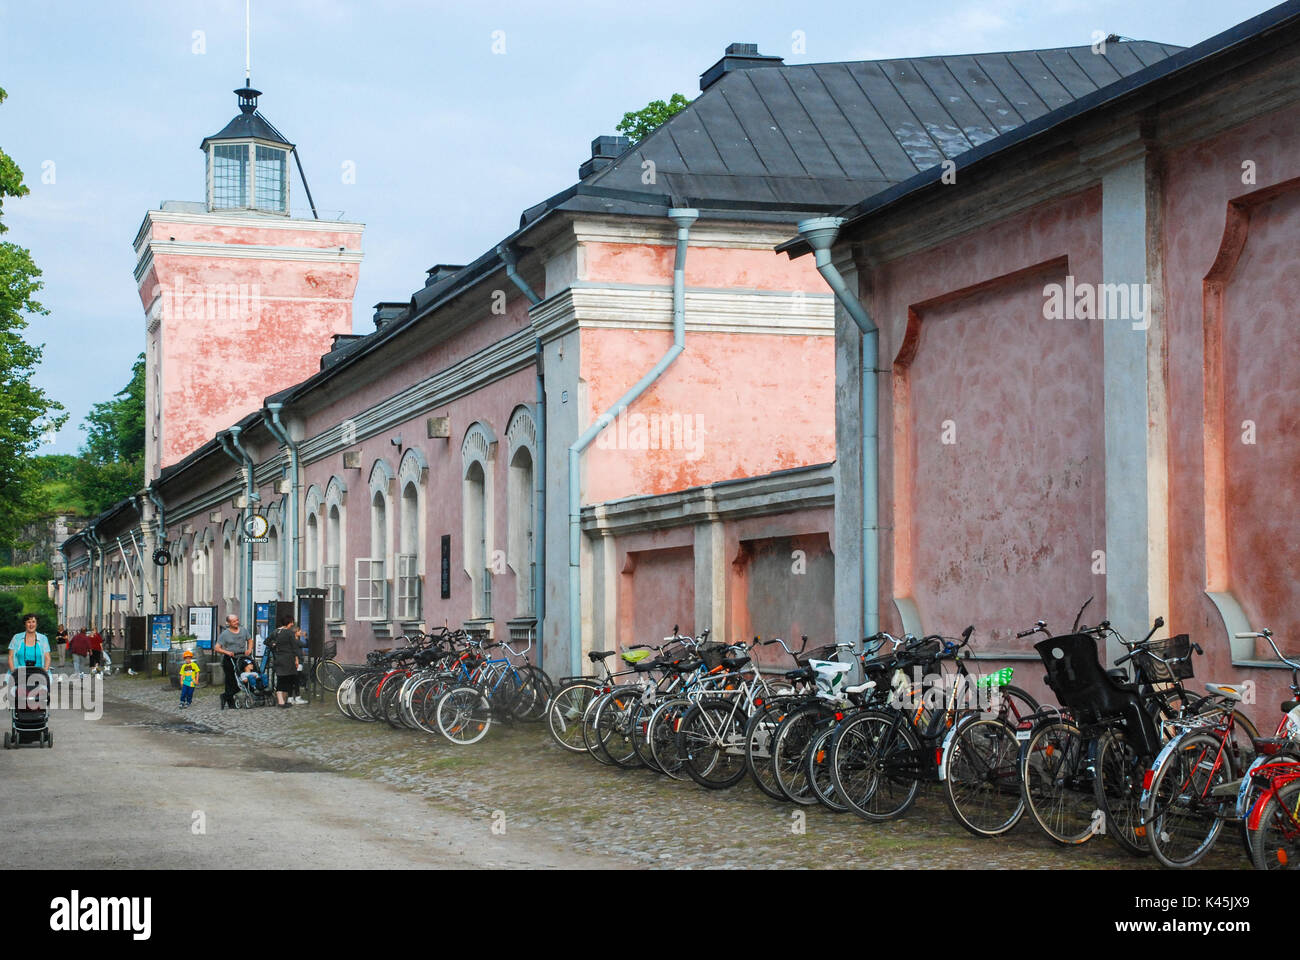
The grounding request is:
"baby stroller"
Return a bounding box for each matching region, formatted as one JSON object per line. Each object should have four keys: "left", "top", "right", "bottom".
{"left": 4, "top": 668, "right": 52, "bottom": 749}
{"left": 235, "top": 656, "right": 270, "bottom": 708}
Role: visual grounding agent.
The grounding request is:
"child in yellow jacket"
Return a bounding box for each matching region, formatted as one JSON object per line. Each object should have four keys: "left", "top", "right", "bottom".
{"left": 179, "top": 650, "right": 201, "bottom": 709}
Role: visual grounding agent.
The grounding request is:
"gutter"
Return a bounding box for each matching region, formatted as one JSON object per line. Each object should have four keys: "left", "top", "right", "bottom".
{"left": 497, "top": 244, "right": 546, "bottom": 670}
{"left": 566, "top": 208, "right": 698, "bottom": 675}
{"left": 264, "top": 403, "right": 300, "bottom": 604}
{"left": 147, "top": 487, "right": 166, "bottom": 611}
{"left": 796, "top": 217, "right": 879, "bottom": 641}
{"left": 219, "top": 428, "right": 256, "bottom": 625}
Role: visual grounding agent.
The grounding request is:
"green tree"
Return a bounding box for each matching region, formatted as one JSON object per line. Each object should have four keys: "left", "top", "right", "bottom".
{"left": 0, "top": 87, "right": 67, "bottom": 546}
{"left": 615, "top": 93, "right": 691, "bottom": 143}
{"left": 71, "top": 353, "right": 145, "bottom": 515}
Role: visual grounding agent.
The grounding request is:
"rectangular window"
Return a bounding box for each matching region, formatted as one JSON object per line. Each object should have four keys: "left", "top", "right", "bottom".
{"left": 212, "top": 144, "right": 249, "bottom": 208}
{"left": 396, "top": 554, "right": 421, "bottom": 621}
{"left": 255, "top": 145, "right": 287, "bottom": 212}
{"left": 354, "top": 558, "right": 387, "bottom": 621}
{"left": 324, "top": 564, "right": 343, "bottom": 621}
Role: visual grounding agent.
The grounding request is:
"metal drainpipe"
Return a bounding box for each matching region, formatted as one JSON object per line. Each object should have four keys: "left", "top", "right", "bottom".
{"left": 797, "top": 217, "right": 880, "bottom": 640}
{"left": 85, "top": 524, "right": 103, "bottom": 630}
{"left": 264, "top": 404, "right": 299, "bottom": 604}
{"left": 496, "top": 244, "right": 546, "bottom": 670}
{"left": 147, "top": 487, "right": 166, "bottom": 611}
{"left": 566, "top": 208, "right": 698, "bottom": 675}
{"left": 220, "top": 429, "right": 256, "bottom": 625}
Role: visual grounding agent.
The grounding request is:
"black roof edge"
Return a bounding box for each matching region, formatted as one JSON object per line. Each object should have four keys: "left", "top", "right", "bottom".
{"left": 777, "top": 0, "right": 1300, "bottom": 258}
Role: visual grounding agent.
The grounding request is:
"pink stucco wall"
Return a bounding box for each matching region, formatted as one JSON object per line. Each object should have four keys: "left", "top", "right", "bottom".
{"left": 1162, "top": 101, "right": 1300, "bottom": 714}
{"left": 138, "top": 216, "right": 361, "bottom": 469}
{"left": 868, "top": 188, "right": 1106, "bottom": 656}
{"left": 581, "top": 329, "right": 834, "bottom": 503}
{"left": 584, "top": 242, "right": 822, "bottom": 291}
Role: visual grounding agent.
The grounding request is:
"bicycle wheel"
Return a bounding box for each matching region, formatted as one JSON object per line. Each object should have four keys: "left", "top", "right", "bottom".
{"left": 1019, "top": 720, "right": 1096, "bottom": 845}
{"left": 1237, "top": 747, "right": 1300, "bottom": 856}
{"left": 335, "top": 674, "right": 360, "bottom": 719}
{"left": 582, "top": 691, "right": 617, "bottom": 764}
{"left": 316, "top": 658, "right": 346, "bottom": 692}
{"left": 677, "top": 699, "right": 749, "bottom": 789}
{"left": 405, "top": 675, "right": 449, "bottom": 736}
{"left": 647, "top": 698, "right": 692, "bottom": 780}
{"left": 1144, "top": 731, "right": 1230, "bottom": 868}
{"left": 806, "top": 721, "right": 848, "bottom": 812}
{"left": 745, "top": 696, "right": 801, "bottom": 801}
{"left": 829, "top": 709, "right": 923, "bottom": 821}
{"left": 1186, "top": 698, "right": 1259, "bottom": 776}
{"left": 594, "top": 687, "right": 643, "bottom": 769}
{"left": 942, "top": 716, "right": 1024, "bottom": 837}
{"left": 1092, "top": 728, "right": 1149, "bottom": 856}
{"left": 1250, "top": 778, "right": 1300, "bottom": 870}
{"left": 514, "top": 665, "right": 553, "bottom": 722}
{"left": 435, "top": 685, "right": 493, "bottom": 745}
{"left": 771, "top": 703, "right": 834, "bottom": 805}
{"left": 379, "top": 676, "right": 407, "bottom": 729}
{"left": 630, "top": 698, "right": 662, "bottom": 772}
{"left": 546, "top": 681, "right": 598, "bottom": 753}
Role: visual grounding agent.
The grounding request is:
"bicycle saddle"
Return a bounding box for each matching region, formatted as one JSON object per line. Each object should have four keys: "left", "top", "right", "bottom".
{"left": 588, "top": 650, "right": 617, "bottom": 662}
{"left": 1284, "top": 700, "right": 1299, "bottom": 713}
{"left": 1205, "top": 682, "right": 1245, "bottom": 701}
{"left": 785, "top": 666, "right": 813, "bottom": 681}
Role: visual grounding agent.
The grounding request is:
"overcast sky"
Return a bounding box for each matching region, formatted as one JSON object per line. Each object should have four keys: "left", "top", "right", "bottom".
{"left": 0, "top": 0, "right": 1279, "bottom": 454}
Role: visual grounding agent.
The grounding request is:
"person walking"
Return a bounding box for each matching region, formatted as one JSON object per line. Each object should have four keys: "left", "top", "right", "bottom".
{"left": 55, "top": 625, "right": 68, "bottom": 668}
{"left": 214, "top": 614, "right": 251, "bottom": 711}
{"left": 87, "top": 628, "right": 104, "bottom": 676}
{"left": 178, "top": 650, "right": 200, "bottom": 709}
{"left": 269, "top": 613, "right": 301, "bottom": 709}
{"left": 8, "top": 615, "right": 50, "bottom": 675}
{"left": 68, "top": 627, "right": 91, "bottom": 678}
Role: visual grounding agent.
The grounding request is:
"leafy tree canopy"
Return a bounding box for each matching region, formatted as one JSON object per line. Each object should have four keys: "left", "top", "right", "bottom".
{"left": 0, "top": 87, "right": 67, "bottom": 546}
{"left": 615, "top": 93, "right": 691, "bottom": 143}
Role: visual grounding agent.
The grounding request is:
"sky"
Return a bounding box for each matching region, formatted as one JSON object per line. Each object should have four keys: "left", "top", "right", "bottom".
{"left": 0, "top": 0, "right": 1281, "bottom": 454}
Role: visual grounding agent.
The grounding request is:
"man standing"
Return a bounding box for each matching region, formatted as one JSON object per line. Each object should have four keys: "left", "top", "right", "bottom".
{"left": 68, "top": 627, "right": 91, "bottom": 677}
{"left": 214, "top": 614, "right": 251, "bottom": 710}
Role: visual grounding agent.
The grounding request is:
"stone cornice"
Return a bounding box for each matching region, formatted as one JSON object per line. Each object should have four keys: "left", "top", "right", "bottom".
{"left": 134, "top": 242, "right": 363, "bottom": 284}
{"left": 583, "top": 465, "right": 834, "bottom": 535}
{"left": 531, "top": 283, "right": 834, "bottom": 343}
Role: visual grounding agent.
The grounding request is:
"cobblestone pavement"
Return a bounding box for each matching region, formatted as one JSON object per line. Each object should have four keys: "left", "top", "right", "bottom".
{"left": 102, "top": 671, "right": 1249, "bottom": 869}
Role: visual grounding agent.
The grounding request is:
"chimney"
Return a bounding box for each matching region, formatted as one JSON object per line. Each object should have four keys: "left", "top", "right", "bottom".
{"left": 372, "top": 301, "right": 407, "bottom": 331}
{"left": 423, "top": 264, "right": 464, "bottom": 288}
{"left": 699, "top": 42, "right": 783, "bottom": 92}
{"left": 579, "top": 135, "right": 631, "bottom": 178}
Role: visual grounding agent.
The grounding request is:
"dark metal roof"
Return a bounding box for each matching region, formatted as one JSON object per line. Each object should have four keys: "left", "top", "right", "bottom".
{"left": 200, "top": 87, "right": 295, "bottom": 151}
{"left": 779, "top": 1, "right": 1300, "bottom": 256}
{"left": 581, "top": 41, "right": 1181, "bottom": 215}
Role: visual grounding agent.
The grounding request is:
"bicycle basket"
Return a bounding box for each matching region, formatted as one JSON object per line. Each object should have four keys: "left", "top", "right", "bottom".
{"left": 1134, "top": 633, "right": 1194, "bottom": 684}
{"left": 322, "top": 639, "right": 338, "bottom": 660}
{"left": 696, "top": 641, "right": 728, "bottom": 671}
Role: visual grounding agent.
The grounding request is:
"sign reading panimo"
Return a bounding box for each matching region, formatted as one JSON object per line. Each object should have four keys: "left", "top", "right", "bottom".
{"left": 188, "top": 605, "right": 216, "bottom": 650}
{"left": 148, "top": 614, "right": 174, "bottom": 653}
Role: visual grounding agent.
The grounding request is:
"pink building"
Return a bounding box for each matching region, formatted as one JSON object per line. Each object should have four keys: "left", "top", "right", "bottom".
{"left": 793, "top": 5, "right": 1300, "bottom": 712}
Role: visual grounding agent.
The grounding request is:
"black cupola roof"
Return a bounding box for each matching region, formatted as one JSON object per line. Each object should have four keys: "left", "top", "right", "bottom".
{"left": 199, "top": 84, "right": 294, "bottom": 151}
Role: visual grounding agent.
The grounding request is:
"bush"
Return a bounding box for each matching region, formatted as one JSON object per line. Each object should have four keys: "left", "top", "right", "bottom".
{"left": 0, "top": 563, "right": 50, "bottom": 585}
{"left": 0, "top": 593, "right": 21, "bottom": 638}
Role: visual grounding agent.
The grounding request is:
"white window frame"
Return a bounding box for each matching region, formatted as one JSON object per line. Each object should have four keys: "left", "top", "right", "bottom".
{"left": 354, "top": 557, "right": 388, "bottom": 621}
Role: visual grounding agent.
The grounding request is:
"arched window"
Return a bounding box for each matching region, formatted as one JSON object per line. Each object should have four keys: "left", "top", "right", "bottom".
{"left": 222, "top": 521, "right": 238, "bottom": 608}
{"left": 462, "top": 422, "right": 497, "bottom": 620}
{"left": 506, "top": 406, "right": 538, "bottom": 617}
{"left": 324, "top": 477, "right": 347, "bottom": 621}
{"left": 303, "top": 485, "right": 323, "bottom": 589}
{"left": 357, "top": 461, "right": 393, "bottom": 621}
{"left": 396, "top": 449, "right": 427, "bottom": 622}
